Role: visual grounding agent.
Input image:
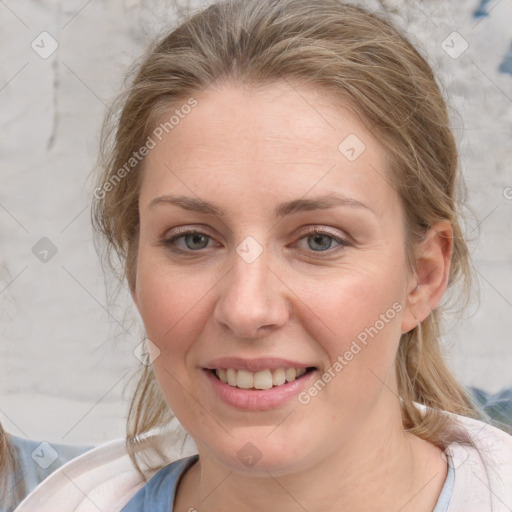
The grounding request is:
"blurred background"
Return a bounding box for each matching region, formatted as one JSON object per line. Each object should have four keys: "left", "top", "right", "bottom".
{"left": 0, "top": 0, "right": 511, "bottom": 446}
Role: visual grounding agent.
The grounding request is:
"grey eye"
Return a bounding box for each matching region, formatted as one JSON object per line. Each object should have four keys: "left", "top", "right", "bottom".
{"left": 307, "top": 234, "right": 336, "bottom": 251}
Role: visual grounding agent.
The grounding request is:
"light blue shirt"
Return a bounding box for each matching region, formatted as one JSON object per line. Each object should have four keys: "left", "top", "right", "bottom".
{"left": 433, "top": 460, "right": 454, "bottom": 512}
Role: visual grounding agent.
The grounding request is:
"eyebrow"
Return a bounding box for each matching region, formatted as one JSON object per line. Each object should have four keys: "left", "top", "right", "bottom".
{"left": 148, "top": 193, "right": 373, "bottom": 218}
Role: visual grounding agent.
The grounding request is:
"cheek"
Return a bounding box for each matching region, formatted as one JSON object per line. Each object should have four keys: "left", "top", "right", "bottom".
{"left": 301, "top": 262, "right": 406, "bottom": 342}
{"left": 135, "top": 262, "right": 213, "bottom": 414}
{"left": 134, "top": 258, "right": 211, "bottom": 353}
{"left": 296, "top": 262, "right": 406, "bottom": 399}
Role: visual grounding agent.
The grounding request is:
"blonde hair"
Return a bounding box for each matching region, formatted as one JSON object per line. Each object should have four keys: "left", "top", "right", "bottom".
{"left": 91, "top": 0, "right": 484, "bottom": 472}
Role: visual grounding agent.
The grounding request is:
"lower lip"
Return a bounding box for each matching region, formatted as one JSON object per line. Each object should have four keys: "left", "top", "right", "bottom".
{"left": 203, "top": 369, "right": 316, "bottom": 410}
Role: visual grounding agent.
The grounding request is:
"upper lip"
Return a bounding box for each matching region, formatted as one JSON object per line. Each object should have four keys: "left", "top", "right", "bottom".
{"left": 203, "top": 357, "right": 316, "bottom": 372}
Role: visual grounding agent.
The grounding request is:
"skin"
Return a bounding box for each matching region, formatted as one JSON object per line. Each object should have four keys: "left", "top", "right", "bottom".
{"left": 131, "top": 81, "right": 453, "bottom": 511}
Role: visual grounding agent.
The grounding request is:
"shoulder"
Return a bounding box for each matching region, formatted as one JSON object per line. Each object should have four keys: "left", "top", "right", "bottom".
{"left": 13, "top": 419, "right": 198, "bottom": 512}
{"left": 440, "top": 412, "right": 512, "bottom": 511}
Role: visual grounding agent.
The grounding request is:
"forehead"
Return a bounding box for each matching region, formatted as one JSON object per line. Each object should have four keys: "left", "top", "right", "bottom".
{"left": 140, "top": 81, "right": 397, "bottom": 217}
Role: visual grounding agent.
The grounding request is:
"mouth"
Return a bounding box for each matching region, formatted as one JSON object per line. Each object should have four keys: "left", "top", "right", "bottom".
{"left": 208, "top": 366, "right": 317, "bottom": 390}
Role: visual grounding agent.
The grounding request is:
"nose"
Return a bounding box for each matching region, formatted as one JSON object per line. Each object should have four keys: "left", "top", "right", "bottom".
{"left": 213, "top": 248, "right": 290, "bottom": 339}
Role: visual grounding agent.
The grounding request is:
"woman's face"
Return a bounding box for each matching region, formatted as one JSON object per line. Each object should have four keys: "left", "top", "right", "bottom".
{"left": 132, "top": 81, "right": 418, "bottom": 474}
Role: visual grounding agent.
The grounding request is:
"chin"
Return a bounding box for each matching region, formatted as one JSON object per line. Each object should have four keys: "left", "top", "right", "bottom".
{"left": 200, "top": 434, "right": 312, "bottom": 476}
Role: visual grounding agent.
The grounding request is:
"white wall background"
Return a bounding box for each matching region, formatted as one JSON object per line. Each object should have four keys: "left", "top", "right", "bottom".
{"left": 0, "top": 0, "right": 511, "bottom": 446}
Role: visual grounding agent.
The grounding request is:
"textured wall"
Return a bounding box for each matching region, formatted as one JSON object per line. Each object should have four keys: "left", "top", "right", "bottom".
{"left": 0, "top": 0, "right": 511, "bottom": 445}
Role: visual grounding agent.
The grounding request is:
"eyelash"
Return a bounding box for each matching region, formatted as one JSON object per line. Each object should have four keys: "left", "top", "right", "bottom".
{"left": 160, "top": 227, "right": 350, "bottom": 257}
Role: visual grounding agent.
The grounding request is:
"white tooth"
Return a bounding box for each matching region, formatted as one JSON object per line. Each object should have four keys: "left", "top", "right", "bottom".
{"left": 227, "top": 368, "right": 237, "bottom": 386}
{"left": 272, "top": 368, "right": 286, "bottom": 386}
{"left": 217, "top": 368, "right": 228, "bottom": 383}
{"left": 285, "top": 368, "right": 297, "bottom": 382}
{"left": 254, "top": 370, "right": 273, "bottom": 390}
{"left": 237, "top": 370, "right": 254, "bottom": 389}
{"left": 296, "top": 368, "right": 306, "bottom": 377}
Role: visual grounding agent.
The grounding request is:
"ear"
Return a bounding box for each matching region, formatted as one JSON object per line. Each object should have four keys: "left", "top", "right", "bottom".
{"left": 401, "top": 220, "right": 453, "bottom": 334}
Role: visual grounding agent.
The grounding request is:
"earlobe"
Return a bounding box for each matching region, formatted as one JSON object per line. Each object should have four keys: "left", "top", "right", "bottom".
{"left": 401, "top": 220, "right": 453, "bottom": 334}
{"left": 401, "top": 283, "right": 423, "bottom": 333}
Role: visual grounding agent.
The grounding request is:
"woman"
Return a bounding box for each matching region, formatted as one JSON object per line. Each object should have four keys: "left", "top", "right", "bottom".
{"left": 14, "top": 0, "right": 512, "bottom": 510}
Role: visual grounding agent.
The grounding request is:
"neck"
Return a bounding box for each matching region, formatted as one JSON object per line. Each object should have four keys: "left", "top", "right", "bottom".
{"left": 175, "top": 402, "right": 447, "bottom": 512}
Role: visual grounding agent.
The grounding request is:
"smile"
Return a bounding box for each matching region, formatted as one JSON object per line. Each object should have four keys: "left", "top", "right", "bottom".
{"left": 212, "top": 367, "right": 314, "bottom": 390}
